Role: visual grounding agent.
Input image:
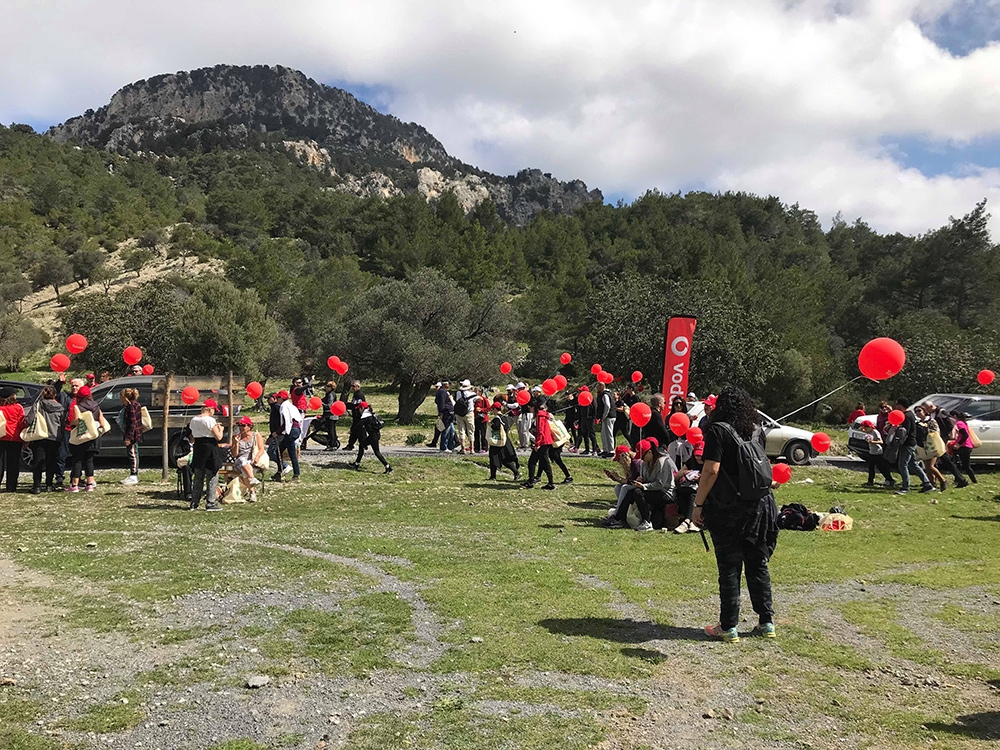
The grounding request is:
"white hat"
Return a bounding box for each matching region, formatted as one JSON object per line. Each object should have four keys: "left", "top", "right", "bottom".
{"left": 433, "top": 381, "right": 442, "bottom": 388}
{"left": 531, "top": 385, "right": 542, "bottom": 393}
{"left": 506, "top": 384, "right": 515, "bottom": 390}
{"left": 460, "top": 379, "right": 472, "bottom": 388}
{"left": 516, "top": 382, "right": 527, "bottom": 389}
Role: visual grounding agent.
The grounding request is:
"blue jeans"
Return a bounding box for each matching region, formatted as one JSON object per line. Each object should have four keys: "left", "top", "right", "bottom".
{"left": 267, "top": 440, "right": 288, "bottom": 471}
{"left": 279, "top": 428, "right": 301, "bottom": 477}
{"left": 898, "top": 445, "right": 931, "bottom": 491}
{"left": 440, "top": 424, "right": 456, "bottom": 451}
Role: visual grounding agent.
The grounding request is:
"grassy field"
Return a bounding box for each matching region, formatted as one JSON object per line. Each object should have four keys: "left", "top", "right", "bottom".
{"left": 1, "top": 447, "right": 1000, "bottom": 748}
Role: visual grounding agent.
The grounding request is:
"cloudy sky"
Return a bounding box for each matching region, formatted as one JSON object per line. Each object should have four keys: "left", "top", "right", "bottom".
{"left": 4, "top": 0, "right": 1000, "bottom": 236}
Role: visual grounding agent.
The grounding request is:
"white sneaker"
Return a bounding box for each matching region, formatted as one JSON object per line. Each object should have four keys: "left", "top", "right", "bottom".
{"left": 674, "top": 520, "right": 691, "bottom": 534}
{"left": 120, "top": 475, "right": 139, "bottom": 486}
{"left": 282, "top": 465, "right": 293, "bottom": 476}
{"left": 635, "top": 521, "right": 654, "bottom": 532}
{"left": 249, "top": 478, "right": 260, "bottom": 486}
{"left": 248, "top": 491, "right": 258, "bottom": 503}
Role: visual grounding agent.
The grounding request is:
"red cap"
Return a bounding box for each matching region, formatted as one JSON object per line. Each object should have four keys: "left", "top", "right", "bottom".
{"left": 277, "top": 390, "right": 290, "bottom": 399}
{"left": 78, "top": 385, "right": 91, "bottom": 397}
{"left": 614, "top": 445, "right": 631, "bottom": 458}
{"left": 203, "top": 398, "right": 218, "bottom": 409}
{"left": 703, "top": 395, "right": 717, "bottom": 407}
{"left": 636, "top": 439, "right": 651, "bottom": 456}
{"left": 693, "top": 440, "right": 705, "bottom": 458}
{"left": 358, "top": 401, "right": 369, "bottom": 409}
{"left": 86, "top": 373, "right": 96, "bottom": 380}
{"left": 577, "top": 385, "right": 590, "bottom": 392}
{"left": 238, "top": 416, "right": 253, "bottom": 426}
{"left": 646, "top": 437, "right": 659, "bottom": 448}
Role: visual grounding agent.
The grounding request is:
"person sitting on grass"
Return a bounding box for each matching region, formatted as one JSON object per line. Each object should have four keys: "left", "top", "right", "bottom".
{"left": 231, "top": 416, "right": 265, "bottom": 503}
{"left": 672, "top": 437, "right": 704, "bottom": 534}
{"left": 601, "top": 444, "right": 642, "bottom": 528}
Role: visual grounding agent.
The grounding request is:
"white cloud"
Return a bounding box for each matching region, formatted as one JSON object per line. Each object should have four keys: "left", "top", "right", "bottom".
{"left": 3, "top": 0, "right": 1000, "bottom": 235}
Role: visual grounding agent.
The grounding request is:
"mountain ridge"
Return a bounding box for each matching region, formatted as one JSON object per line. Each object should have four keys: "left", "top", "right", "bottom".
{"left": 48, "top": 64, "right": 603, "bottom": 224}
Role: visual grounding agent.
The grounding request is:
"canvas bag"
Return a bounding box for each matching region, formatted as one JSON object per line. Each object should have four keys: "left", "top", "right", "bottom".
{"left": 20, "top": 405, "right": 50, "bottom": 442}
{"left": 141, "top": 406, "right": 153, "bottom": 432}
{"left": 69, "top": 406, "right": 102, "bottom": 445}
{"left": 0, "top": 410, "right": 6, "bottom": 436}
{"left": 968, "top": 424, "right": 983, "bottom": 448}
{"left": 487, "top": 417, "right": 507, "bottom": 447}
{"left": 251, "top": 432, "right": 270, "bottom": 471}
{"left": 220, "top": 477, "right": 244, "bottom": 504}
{"left": 549, "top": 417, "right": 571, "bottom": 449}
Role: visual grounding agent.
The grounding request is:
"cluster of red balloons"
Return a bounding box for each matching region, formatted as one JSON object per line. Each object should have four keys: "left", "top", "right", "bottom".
{"left": 858, "top": 338, "right": 906, "bottom": 381}
{"left": 50, "top": 333, "right": 90, "bottom": 372}
{"left": 327, "top": 356, "right": 349, "bottom": 376}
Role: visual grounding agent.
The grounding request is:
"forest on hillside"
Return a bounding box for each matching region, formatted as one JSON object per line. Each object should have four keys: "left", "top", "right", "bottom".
{"left": 2, "top": 122, "right": 998, "bottom": 422}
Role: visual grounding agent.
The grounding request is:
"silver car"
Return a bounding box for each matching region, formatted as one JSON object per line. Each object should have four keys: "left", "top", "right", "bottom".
{"left": 687, "top": 401, "right": 817, "bottom": 465}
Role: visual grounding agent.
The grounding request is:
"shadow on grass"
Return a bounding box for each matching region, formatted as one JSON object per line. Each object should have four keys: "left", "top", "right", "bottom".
{"left": 951, "top": 515, "right": 1000, "bottom": 523}
{"left": 465, "top": 483, "right": 522, "bottom": 490}
{"left": 128, "top": 503, "right": 189, "bottom": 511}
{"left": 539, "top": 523, "right": 565, "bottom": 529}
{"left": 567, "top": 516, "right": 610, "bottom": 527}
{"left": 925, "top": 712, "right": 1000, "bottom": 741}
{"left": 539, "top": 617, "right": 706, "bottom": 643}
{"left": 567, "top": 500, "right": 608, "bottom": 510}
{"left": 621, "top": 647, "right": 668, "bottom": 663}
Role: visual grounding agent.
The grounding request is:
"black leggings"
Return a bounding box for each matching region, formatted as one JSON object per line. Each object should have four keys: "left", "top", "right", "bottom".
{"left": 675, "top": 484, "right": 696, "bottom": 520}
{"left": 866, "top": 456, "right": 894, "bottom": 484}
{"left": 1, "top": 441, "right": 21, "bottom": 491}
{"left": 69, "top": 442, "right": 97, "bottom": 482}
{"left": 474, "top": 419, "right": 488, "bottom": 453}
{"left": 549, "top": 446, "right": 570, "bottom": 480}
{"left": 527, "top": 447, "right": 553, "bottom": 484}
{"left": 32, "top": 440, "right": 60, "bottom": 488}
{"left": 614, "top": 487, "right": 668, "bottom": 526}
{"left": 955, "top": 447, "right": 977, "bottom": 483}
{"left": 356, "top": 423, "right": 388, "bottom": 468}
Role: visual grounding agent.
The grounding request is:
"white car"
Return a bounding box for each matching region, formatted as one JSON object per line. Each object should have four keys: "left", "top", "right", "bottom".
{"left": 686, "top": 401, "right": 817, "bottom": 465}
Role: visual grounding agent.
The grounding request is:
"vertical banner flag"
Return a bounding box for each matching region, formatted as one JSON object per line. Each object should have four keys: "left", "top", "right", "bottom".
{"left": 661, "top": 316, "right": 697, "bottom": 398}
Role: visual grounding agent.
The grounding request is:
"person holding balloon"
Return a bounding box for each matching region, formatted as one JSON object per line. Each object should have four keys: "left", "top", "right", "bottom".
{"left": 892, "top": 398, "right": 935, "bottom": 495}
{"left": 321, "top": 381, "right": 342, "bottom": 451}
{"left": 574, "top": 386, "right": 597, "bottom": 454}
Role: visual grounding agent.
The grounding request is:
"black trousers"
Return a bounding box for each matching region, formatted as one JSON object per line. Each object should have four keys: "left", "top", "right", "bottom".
{"left": 549, "top": 446, "right": 570, "bottom": 480}
{"left": 527, "top": 447, "right": 553, "bottom": 484}
{"left": 69, "top": 442, "right": 97, "bottom": 481}
{"left": 489, "top": 447, "right": 519, "bottom": 479}
{"left": 675, "top": 484, "right": 696, "bottom": 520}
{"left": 955, "top": 447, "right": 977, "bottom": 483}
{"left": 356, "top": 423, "right": 388, "bottom": 468}
{"left": 710, "top": 527, "right": 774, "bottom": 630}
{"left": 615, "top": 487, "right": 668, "bottom": 527}
{"left": 346, "top": 417, "right": 362, "bottom": 449}
{"left": 0, "top": 441, "right": 22, "bottom": 491}
{"left": 866, "top": 456, "right": 894, "bottom": 483}
{"left": 936, "top": 452, "right": 965, "bottom": 483}
{"left": 614, "top": 416, "right": 638, "bottom": 448}
{"left": 55, "top": 431, "right": 69, "bottom": 484}
{"left": 32, "top": 440, "right": 60, "bottom": 488}
{"left": 576, "top": 422, "right": 596, "bottom": 453}
{"left": 474, "top": 419, "right": 487, "bottom": 453}
{"left": 325, "top": 416, "right": 340, "bottom": 448}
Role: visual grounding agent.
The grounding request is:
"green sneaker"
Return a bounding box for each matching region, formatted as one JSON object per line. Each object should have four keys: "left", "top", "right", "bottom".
{"left": 704, "top": 623, "right": 740, "bottom": 643}
{"left": 752, "top": 622, "right": 776, "bottom": 639}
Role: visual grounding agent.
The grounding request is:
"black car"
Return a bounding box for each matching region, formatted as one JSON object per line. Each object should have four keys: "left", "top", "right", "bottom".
{"left": 0, "top": 379, "right": 45, "bottom": 408}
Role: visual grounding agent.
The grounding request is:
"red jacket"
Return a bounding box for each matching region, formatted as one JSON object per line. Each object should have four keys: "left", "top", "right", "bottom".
{"left": 0, "top": 403, "right": 25, "bottom": 441}
{"left": 534, "top": 410, "right": 553, "bottom": 448}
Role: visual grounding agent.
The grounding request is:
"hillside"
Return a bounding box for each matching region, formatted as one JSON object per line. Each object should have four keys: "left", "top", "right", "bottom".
{"left": 48, "top": 64, "right": 603, "bottom": 225}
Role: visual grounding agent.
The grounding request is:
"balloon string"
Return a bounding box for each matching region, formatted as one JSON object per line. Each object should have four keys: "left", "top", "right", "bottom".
{"left": 775, "top": 376, "right": 865, "bottom": 423}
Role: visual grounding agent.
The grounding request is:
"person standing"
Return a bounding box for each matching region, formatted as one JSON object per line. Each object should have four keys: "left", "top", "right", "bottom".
{"left": 596, "top": 382, "right": 617, "bottom": 457}
{"left": 53, "top": 374, "right": 83, "bottom": 489}
{"left": 692, "top": 386, "right": 779, "bottom": 643}
{"left": 29, "top": 386, "right": 65, "bottom": 494}
{"left": 0, "top": 387, "right": 26, "bottom": 492}
{"left": 848, "top": 402, "right": 866, "bottom": 423}
{"left": 426, "top": 382, "right": 444, "bottom": 448}
{"left": 321, "top": 380, "right": 341, "bottom": 451}
{"left": 349, "top": 401, "right": 392, "bottom": 474}
{"left": 188, "top": 399, "right": 225, "bottom": 511}
{"left": 617, "top": 384, "right": 640, "bottom": 448}
{"left": 575, "top": 386, "right": 597, "bottom": 455}
{"left": 66, "top": 385, "right": 104, "bottom": 493}
{"left": 487, "top": 399, "right": 520, "bottom": 480}
{"left": 273, "top": 390, "right": 302, "bottom": 482}
{"left": 698, "top": 394, "right": 716, "bottom": 430}
{"left": 119, "top": 387, "right": 143, "bottom": 486}
{"left": 266, "top": 392, "right": 290, "bottom": 474}
{"left": 894, "top": 398, "right": 935, "bottom": 494}
{"left": 453, "top": 379, "right": 477, "bottom": 455}
{"left": 343, "top": 380, "right": 367, "bottom": 452}
{"left": 924, "top": 402, "right": 968, "bottom": 487}
{"left": 516, "top": 383, "right": 534, "bottom": 452}
{"left": 435, "top": 381, "right": 456, "bottom": 452}
{"left": 473, "top": 387, "right": 490, "bottom": 454}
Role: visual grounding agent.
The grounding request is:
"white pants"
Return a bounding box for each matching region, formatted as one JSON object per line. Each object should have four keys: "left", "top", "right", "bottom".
{"left": 518, "top": 412, "right": 534, "bottom": 449}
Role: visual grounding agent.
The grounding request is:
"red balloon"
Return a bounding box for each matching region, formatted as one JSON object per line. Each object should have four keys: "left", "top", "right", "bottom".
{"left": 772, "top": 463, "right": 792, "bottom": 484}
{"left": 500, "top": 362, "right": 513, "bottom": 375}
{"left": 516, "top": 389, "right": 531, "bottom": 406}
{"left": 631, "top": 370, "right": 643, "bottom": 383}
{"left": 308, "top": 396, "right": 322, "bottom": 411}
{"left": 590, "top": 363, "right": 603, "bottom": 375}
{"left": 142, "top": 364, "right": 154, "bottom": 375}
{"left": 578, "top": 391, "right": 594, "bottom": 407}
{"left": 560, "top": 352, "right": 572, "bottom": 366}
{"left": 327, "top": 355, "right": 341, "bottom": 370}
{"left": 181, "top": 386, "right": 199, "bottom": 405}
{"left": 122, "top": 346, "right": 143, "bottom": 366}
{"left": 554, "top": 374, "right": 568, "bottom": 391}
{"left": 542, "top": 379, "right": 558, "bottom": 397}
{"left": 331, "top": 401, "right": 347, "bottom": 417}
{"left": 811, "top": 432, "right": 831, "bottom": 452}
{"left": 246, "top": 381, "right": 263, "bottom": 400}
{"left": 858, "top": 338, "right": 906, "bottom": 381}
{"left": 630, "top": 402, "right": 652, "bottom": 428}
{"left": 65, "top": 334, "right": 88, "bottom": 354}
{"left": 50, "top": 353, "right": 70, "bottom": 372}
{"left": 668, "top": 412, "right": 691, "bottom": 437}
{"left": 887, "top": 409, "right": 905, "bottom": 426}
{"left": 335, "top": 361, "right": 349, "bottom": 376}
{"left": 978, "top": 369, "right": 995, "bottom": 386}
{"left": 599, "top": 371, "right": 614, "bottom": 384}
{"left": 686, "top": 426, "right": 704, "bottom": 444}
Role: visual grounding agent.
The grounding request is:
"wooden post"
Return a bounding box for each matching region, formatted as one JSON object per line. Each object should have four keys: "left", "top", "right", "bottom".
{"left": 227, "top": 371, "right": 235, "bottom": 444}
{"left": 161, "top": 373, "right": 172, "bottom": 482}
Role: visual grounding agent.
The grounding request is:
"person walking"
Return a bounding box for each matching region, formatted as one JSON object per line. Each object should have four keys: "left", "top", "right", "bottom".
{"left": 28, "top": 386, "right": 64, "bottom": 494}
{"left": 692, "top": 386, "right": 779, "bottom": 643}
{"left": 453, "top": 379, "right": 477, "bottom": 454}
{"left": 119, "top": 387, "right": 143, "bottom": 485}
{"left": 951, "top": 411, "right": 978, "bottom": 485}
{"left": 348, "top": 401, "right": 392, "bottom": 474}
{"left": 522, "top": 397, "right": 556, "bottom": 490}
{"left": 0, "top": 387, "right": 26, "bottom": 492}
{"left": 272, "top": 390, "right": 302, "bottom": 482}
{"left": 321, "top": 380, "right": 341, "bottom": 450}
{"left": 914, "top": 404, "right": 947, "bottom": 492}
{"left": 924, "top": 402, "right": 968, "bottom": 487}
{"left": 473, "top": 387, "right": 490, "bottom": 454}
{"left": 188, "top": 399, "right": 225, "bottom": 511}
{"left": 343, "top": 380, "right": 367, "bottom": 452}
{"left": 596, "top": 382, "right": 617, "bottom": 457}
{"left": 486, "top": 399, "right": 520, "bottom": 480}
{"left": 857, "top": 421, "right": 894, "bottom": 486}
{"left": 894, "top": 398, "right": 935, "bottom": 494}
{"left": 66, "top": 385, "right": 105, "bottom": 493}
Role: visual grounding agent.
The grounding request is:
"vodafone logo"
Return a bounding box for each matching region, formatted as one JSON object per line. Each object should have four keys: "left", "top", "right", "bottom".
{"left": 671, "top": 336, "right": 690, "bottom": 357}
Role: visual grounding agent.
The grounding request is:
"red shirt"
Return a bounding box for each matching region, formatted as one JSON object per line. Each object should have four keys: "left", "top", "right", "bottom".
{"left": 534, "top": 410, "right": 554, "bottom": 448}
{"left": 848, "top": 409, "right": 866, "bottom": 424}
{"left": 0, "top": 403, "right": 25, "bottom": 441}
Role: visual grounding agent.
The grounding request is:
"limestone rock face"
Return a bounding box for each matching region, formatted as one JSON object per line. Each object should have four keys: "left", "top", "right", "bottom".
{"left": 49, "top": 64, "right": 602, "bottom": 224}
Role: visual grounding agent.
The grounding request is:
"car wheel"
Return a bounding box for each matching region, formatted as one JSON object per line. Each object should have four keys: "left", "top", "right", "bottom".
{"left": 20, "top": 443, "right": 35, "bottom": 471}
{"left": 784, "top": 440, "right": 811, "bottom": 466}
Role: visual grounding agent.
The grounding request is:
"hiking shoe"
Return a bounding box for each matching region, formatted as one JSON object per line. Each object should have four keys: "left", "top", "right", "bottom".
{"left": 602, "top": 518, "right": 625, "bottom": 528}
{"left": 121, "top": 474, "right": 139, "bottom": 486}
{"left": 919, "top": 485, "right": 936, "bottom": 493}
{"left": 673, "top": 519, "right": 693, "bottom": 534}
{"left": 705, "top": 623, "right": 740, "bottom": 643}
{"left": 561, "top": 476, "right": 574, "bottom": 484}
{"left": 205, "top": 504, "right": 222, "bottom": 512}
{"left": 541, "top": 483, "right": 556, "bottom": 490}
{"left": 249, "top": 478, "right": 260, "bottom": 486}
{"left": 635, "top": 521, "right": 654, "bottom": 532}
{"left": 281, "top": 465, "right": 293, "bottom": 476}
{"left": 384, "top": 465, "right": 393, "bottom": 474}
{"left": 752, "top": 622, "right": 776, "bottom": 639}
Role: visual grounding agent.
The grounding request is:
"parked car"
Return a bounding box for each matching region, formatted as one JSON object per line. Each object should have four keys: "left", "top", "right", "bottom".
{"left": 0, "top": 379, "right": 44, "bottom": 408}
{"left": 686, "top": 401, "right": 817, "bottom": 465}
{"left": 849, "top": 394, "right": 1000, "bottom": 463}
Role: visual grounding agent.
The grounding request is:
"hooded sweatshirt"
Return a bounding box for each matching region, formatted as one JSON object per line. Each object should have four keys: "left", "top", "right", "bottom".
{"left": 35, "top": 398, "right": 65, "bottom": 441}
{"left": 638, "top": 451, "right": 677, "bottom": 494}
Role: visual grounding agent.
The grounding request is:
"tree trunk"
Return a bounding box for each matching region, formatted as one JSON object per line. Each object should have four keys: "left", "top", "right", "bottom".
{"left": 397, "top": 380, "right": 432, "bottom": 425}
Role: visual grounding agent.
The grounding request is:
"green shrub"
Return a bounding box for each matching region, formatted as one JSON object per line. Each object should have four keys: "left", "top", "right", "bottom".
{"left": 405, "top": 433, "right": 426, "bottom": 446}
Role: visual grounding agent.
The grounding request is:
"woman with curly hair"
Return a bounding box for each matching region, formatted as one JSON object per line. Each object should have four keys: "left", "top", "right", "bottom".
{"left": 692, "top": 386, "right": 779, "bottom": 643}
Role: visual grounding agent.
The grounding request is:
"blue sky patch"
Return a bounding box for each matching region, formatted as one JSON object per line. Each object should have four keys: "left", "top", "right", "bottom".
{"left": 919, "top": 0, "right": 1000, "bottom": 56}
{"left": 882, "top": 134, "right": 1000, "bottom": 177}
{"left": 323, "top": 79, "right": 395, "bottom": 114}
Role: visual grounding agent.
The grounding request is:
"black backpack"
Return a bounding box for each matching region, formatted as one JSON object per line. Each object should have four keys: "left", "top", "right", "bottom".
{"left": 716, "top": 422, "right": 773, "bottom": 505}
{"left": 454, "top": 393, "right": 470, "bottom": 417}
{"left": 778, "top": 503, "right": 819, "bottom": 531}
